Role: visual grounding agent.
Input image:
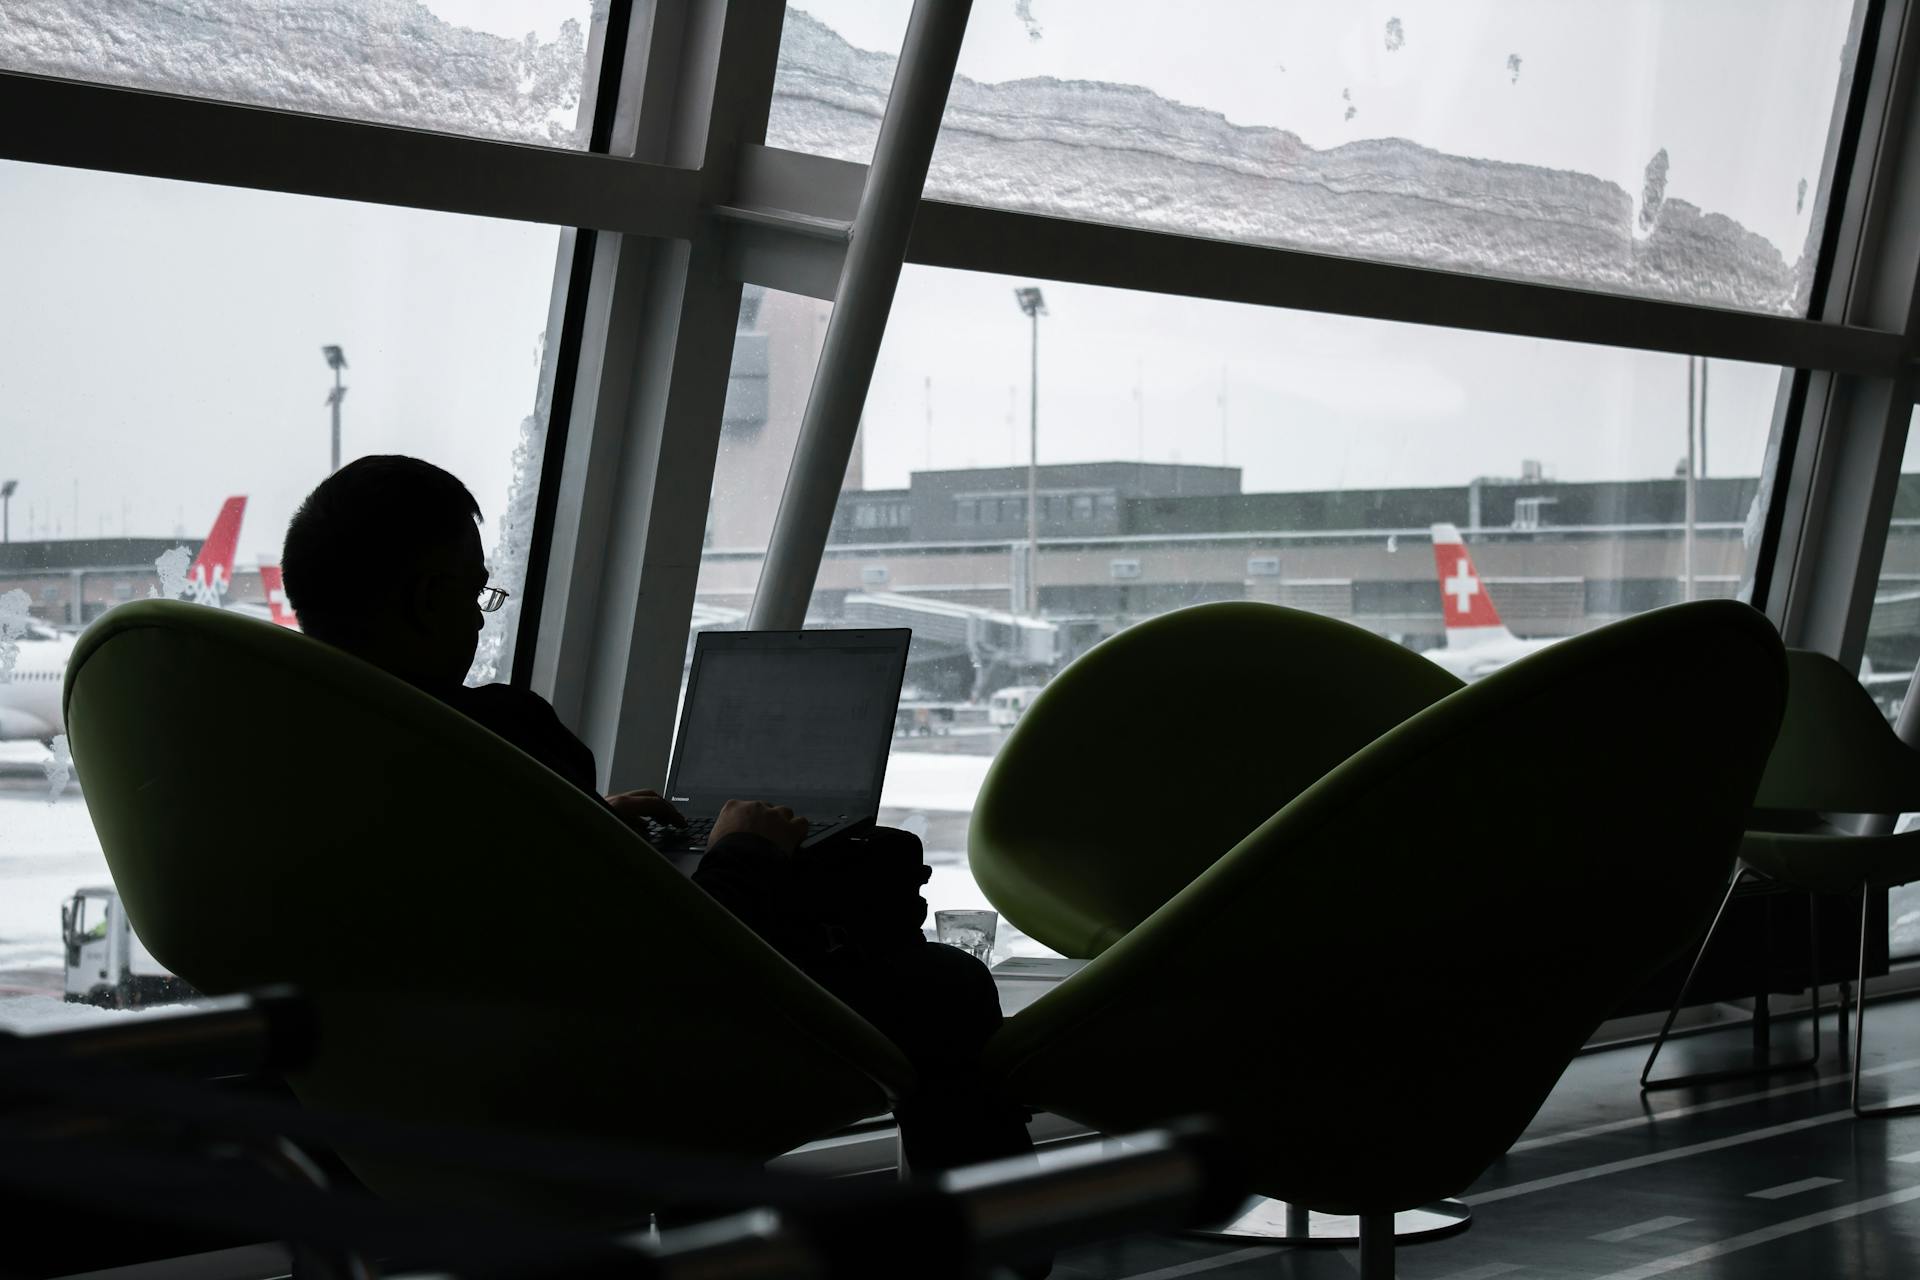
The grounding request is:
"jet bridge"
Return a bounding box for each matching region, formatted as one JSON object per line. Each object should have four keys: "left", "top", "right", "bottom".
{"left": 840, "top": 592, "right": 1059, "bottom": 699}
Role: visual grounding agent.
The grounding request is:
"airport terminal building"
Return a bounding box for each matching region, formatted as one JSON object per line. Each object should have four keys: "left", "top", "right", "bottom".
{"left": 9, "top": 461, "right": 1920, "bottom": 700}
{"left": 696, "top": 461, "right": 1920, "bottom": 697}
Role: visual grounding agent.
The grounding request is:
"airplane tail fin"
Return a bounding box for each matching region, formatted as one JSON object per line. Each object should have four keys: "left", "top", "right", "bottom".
{"left": 1431, "top": 523, "right": 1515, "bottom": 649}
{"left": 257, "top": 562, "right": 301, "bottom": 630}
{"left": 187, "top": 497, "right": 246, "bottom": 605}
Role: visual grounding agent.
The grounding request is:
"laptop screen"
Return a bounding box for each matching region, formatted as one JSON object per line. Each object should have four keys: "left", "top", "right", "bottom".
{"left": 669, "top": 630, "right": 910, "bottom": 812}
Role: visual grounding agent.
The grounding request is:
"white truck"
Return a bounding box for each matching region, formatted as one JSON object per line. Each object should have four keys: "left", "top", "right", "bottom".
{"left": 60, "top": 886, "right": 194, "bottom": 1008}
{"left": 988, "top": 685, "right": 1047, "bottom": 728}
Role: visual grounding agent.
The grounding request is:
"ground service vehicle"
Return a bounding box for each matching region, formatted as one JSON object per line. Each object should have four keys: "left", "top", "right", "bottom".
{"left": 988, "top": 686, "right": 1046, "bottom": 727}
{"left": 61, "top": 886, "right": 193, "bottom": 1007}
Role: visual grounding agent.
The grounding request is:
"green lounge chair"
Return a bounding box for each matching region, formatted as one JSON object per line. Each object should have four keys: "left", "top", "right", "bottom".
{"left": 981, "top": 600, "right": 1786, "bottom": 1278}
{"left": 971, "top": 603, "right": 1464, "bottom": 960}
{"left": 1644, "top": 646, "right": 1920, "bottom": 1116}
{"left": 63, "top": 600, "right": 912, "bottom": 1219}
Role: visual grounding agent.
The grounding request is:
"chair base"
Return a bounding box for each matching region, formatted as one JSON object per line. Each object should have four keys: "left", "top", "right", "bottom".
{"left": 1189, "top": 1196, "right": 1471, "bottom": 1245}
{"left": 1851, "top": 883, "right": 1920, "bottom": 1119}
{"left": 1642, "top": 864, "right": 1837, "bottom": 1093}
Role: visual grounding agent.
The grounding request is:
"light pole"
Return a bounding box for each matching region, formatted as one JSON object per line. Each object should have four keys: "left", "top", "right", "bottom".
{"left": 1684, "top": 356, "right": 1698, "bottom": 602}
{"left": 1698, "top": 357, "right": 1709, "bottom": 478}
{"left": 1014, "top": 286, "right": 1046, "bottom": 617}
{"left": 322, "top": 345, "right": 349, "bottom": 474}
{"left": 0, "top": 480, "right": 14, "bottom": 544}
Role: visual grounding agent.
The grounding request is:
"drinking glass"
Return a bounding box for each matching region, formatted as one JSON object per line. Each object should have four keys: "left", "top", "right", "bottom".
{"left": 935, "top": 909, "right": 998, "bottom": 964}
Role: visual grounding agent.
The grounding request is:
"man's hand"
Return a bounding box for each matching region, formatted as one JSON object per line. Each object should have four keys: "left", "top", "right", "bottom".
{"left": 606, "top": 789, "right": 685, "bottom": 831}
{"left": 710, "top": 799, "right": 808, "bottom": 854}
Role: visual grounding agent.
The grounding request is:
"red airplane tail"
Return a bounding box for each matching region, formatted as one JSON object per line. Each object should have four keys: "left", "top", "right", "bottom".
{"left": 186, "top": 497, "right": 246, "bottom": 605}
{"left": 1430, "top": 522, "right": 1514, "bottom": 648}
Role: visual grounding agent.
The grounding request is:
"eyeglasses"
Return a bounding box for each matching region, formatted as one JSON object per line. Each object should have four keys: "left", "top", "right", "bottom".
{"left": 478, "top": 585, "right": 510, "bottom": 614}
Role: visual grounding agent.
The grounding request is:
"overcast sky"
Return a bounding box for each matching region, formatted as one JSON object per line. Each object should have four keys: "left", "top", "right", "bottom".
{"left": 0, "top": 1, "right": 1859, "bottom": 563}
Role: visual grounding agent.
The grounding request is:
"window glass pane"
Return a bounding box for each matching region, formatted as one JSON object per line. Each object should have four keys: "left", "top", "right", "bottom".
{"left": 1861, "top": 407, "right": 1920, "bottom": 724}
{"left": 2, "top": 1, "right": 601, "bottom": 148}
{"left": 1861, "top": 409, "right": 1920, "bottom": 960}
{"left": 781, "top": 1, "right": 1864, "bottom": 314}
{"left": 0, "top": 159, "right": 563, "bottom": 1020}
{"left": 810, "top": 266, "right": 1778, "bottom": 957}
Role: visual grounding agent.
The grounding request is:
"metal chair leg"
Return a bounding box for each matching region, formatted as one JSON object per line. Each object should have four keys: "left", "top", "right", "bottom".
{"left": 1641, "top": 866, "right": 1744, "bottom": 1088}
{"left": 1358, "top": 1211, "right": 1394, "bottom": 1280}
{"left": 1642, "top": 865, "right": 1826, "bottom": 1091}
{"left": 1852, "top": 882, "right": 1920, "bottom": 1119}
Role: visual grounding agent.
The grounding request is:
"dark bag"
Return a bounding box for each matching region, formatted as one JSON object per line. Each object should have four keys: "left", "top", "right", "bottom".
{"left": 796, "top": 825, "right": 933, "bottom": 957}
{"left": 691, "top": 825, "right": 932, "bottom": 969}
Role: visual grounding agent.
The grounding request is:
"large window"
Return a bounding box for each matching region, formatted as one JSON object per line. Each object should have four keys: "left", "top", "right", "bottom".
{"left": 779, "top": 266, "right": 1782, "bottom": 956}
{"left": 3, "top": 0, "right": 1914, "bottom": 1048}
{"left": 0, "top": 159, "right": 563, "bottom": 1016}
{"left": 1860, "top": 407, "right": 1920, "bottom": 723}
{"left": 1859, "top": 409, "right": 1920, "bottom": 959}
{"left": 776, "top": 1, "right": 1864, "bottom": 313}
{"left": 1, "top": 1, "right": 602, "bottom": 148}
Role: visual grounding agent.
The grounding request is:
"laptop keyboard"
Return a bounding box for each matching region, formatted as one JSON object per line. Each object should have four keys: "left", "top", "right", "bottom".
{"left": 639, "top": 815, "right": 825, "bottom": 851}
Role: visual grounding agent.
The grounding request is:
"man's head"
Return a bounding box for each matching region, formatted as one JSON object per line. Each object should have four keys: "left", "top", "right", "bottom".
{"left": 281, "top": 456, "right": 489, "bottom": 687}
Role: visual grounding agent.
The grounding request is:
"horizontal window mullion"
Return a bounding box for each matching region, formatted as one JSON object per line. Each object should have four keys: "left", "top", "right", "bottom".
{"left": 904, "top": 199, "right": 1910, "bottom": 377}
{"left": 0, "top": 70, "right": 703, "bottom": 239}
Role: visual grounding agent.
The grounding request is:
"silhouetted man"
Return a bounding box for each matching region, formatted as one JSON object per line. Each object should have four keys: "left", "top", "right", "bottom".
{"left": 280, "top": 456, "right": 1032, "bottom": 1178}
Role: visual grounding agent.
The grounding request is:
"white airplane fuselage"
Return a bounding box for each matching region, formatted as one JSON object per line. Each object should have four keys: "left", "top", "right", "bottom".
{"left": 1422, "top": 632, "right": 1558, "bottom": 682}
{"left": 1, "top": 631, "right": 77, "bottom": 741}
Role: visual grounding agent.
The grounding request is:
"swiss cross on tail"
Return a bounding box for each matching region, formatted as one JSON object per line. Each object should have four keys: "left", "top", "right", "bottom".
{"left": 258, "top": 563, "right": 302, "bottom": 630}
{"left": 185, "top": 496, "right": 247, "bottom": 607}
{"left": 1430, "top": 523, "right": 1514, "bottom": 649}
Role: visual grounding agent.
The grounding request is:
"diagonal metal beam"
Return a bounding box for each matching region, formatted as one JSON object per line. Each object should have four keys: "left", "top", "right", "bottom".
{"left": 748, "top": 0, "right": 977, "bottom": 630}
{"left": 0, "top": 69, "right": 703, "bottom": 240}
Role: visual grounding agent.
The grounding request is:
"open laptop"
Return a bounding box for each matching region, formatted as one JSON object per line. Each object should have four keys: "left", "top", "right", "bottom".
{"left": 641, "top": 627, "right": 912, "bottom": 859}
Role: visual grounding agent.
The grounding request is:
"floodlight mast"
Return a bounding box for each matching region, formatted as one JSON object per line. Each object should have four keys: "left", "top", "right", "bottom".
{"left": 1685, "top": 356, "right": 1697, "bottom": 602}
{"left": 1015, "top": 287, "right": 1046, "bottom": 617}
{"left": 322, "top": 345, "right": 349, "bottom": 474}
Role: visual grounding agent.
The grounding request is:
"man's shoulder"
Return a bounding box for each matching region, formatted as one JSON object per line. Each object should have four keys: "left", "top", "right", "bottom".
{"left": 452, "top": 681, "right": 559, "bottom": 717}
{"left": 449, "top": 682, "right": 571, "bottom": 735}
{"left": 448, "top": 682, "right": 598, "bottom": 793}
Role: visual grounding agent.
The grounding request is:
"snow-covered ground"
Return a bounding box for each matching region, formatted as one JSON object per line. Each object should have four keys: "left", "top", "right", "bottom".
{"left": 0, "top": 787, "right": 107, "bottom": 977}
{"left": 12, "top": 715, "right": 1920, "bottom": 966}
{"left": 0, "top": 741, "right": 1036, "bottom": 1025}
{"left": 11, "top": 730, "right": 1920, "bottom": 1019}
{"left": 880, "top": 750, "right": 993, "bottom": 816}
{"left": 0, "top": 990, "right": 139, "bottom": 1031}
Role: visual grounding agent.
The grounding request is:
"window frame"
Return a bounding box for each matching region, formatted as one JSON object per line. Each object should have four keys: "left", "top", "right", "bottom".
{"left": 6, "top": 0, "right": 1918, "bottom": 703}
{"left": 9, "top": 0, "right": 1920, "bottom": 1054}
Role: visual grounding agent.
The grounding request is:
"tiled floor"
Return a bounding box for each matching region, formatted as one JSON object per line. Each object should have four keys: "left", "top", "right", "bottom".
{"left": 1048, "top": 994, "right": 1920, "bottom": 1279}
